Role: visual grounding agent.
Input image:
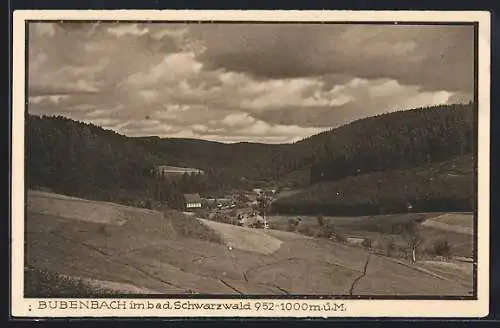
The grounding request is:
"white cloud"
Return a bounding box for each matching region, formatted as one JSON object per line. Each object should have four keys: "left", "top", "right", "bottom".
{"left": 220, "top": 112, "right": 256, "bottom": 128}
{"left": 151, "top": 27, "right": 188, "bottom": 40}
{"left": 29, "top": 95, "right": 71, "bottom": 105}
{"left": 107, "top": 24, "right": 149, "bottom": 37}
{"left": 33, "top": 23, "right": 56, "bottom": 37}
{"left": 121, "top": 51, "right": 202, "bottom": 88}
{"left": 28, "top": 22, "right": 472, "bottom": 144}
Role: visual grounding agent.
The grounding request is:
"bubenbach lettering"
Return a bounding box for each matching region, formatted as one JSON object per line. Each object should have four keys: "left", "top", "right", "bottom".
{"left": 38, "top": 300, "right": 127, "bottom": 310}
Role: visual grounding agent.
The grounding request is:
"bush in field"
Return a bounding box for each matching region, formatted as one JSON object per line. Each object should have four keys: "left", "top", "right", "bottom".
{"left": 385, "top": 239, "right": 397, "bottom": 257}
{"left": 167, "top": 212, "right": 224, "bottom": 245}
{"left": 250, "top": 220, "right": 265, "bottom": 229}
{"left": 333, "top": 231, "right": 347, "bottom": 244}
{"left": 433, "top": 239, "right": 452, "bottom": 257}
{"left": 318, "top": 223, "right": 336, "bottom": 239}
{"left": 287, "top": 218, "right": 300, "bottom": 232}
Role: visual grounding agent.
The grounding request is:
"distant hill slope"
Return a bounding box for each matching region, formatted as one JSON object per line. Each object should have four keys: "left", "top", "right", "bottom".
{"left": 134, "top": 103, "right": 476, "bottom": 186}
{"left": 27, "top": 115, "right": 185, "bottom": 209}
{"left": 304, "top": 103, "right": 475, "bottom": 184}
{"left": 134, "top": 136, "right": 292, "bottom": 183}
{"left": 272, "top": 154, "right": 475, "bottom": 216}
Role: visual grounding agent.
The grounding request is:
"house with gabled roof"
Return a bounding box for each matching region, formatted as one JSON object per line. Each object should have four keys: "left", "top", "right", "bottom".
{"left": 184, "top": 193, "right": 202, "bottom": 209}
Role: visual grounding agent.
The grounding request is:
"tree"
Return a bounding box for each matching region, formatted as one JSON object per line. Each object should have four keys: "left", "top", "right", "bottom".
{"left": 361, "top": 238, "right": 373, "bottom": 251}
{"left": 256, "top": 195, "right": 272, "bottom": 224}
{"left": 400, "top": 220, "right": 424, "bottom": 263}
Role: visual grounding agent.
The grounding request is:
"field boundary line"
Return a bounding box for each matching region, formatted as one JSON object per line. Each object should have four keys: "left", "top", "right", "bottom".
{"left": 349, "top": 254, "right": 371, "bottom": 295}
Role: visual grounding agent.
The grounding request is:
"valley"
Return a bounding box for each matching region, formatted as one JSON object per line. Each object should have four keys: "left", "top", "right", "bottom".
{"left": 25, "top": 103, "right": 477, "bottom": 297}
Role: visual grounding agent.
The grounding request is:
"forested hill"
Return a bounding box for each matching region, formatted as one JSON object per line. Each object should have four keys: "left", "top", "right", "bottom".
{"left": 134, "top": 103, "right": 476, "bottom": 186}
{"left": 301, "top": 103, "right": 476, "bottom": 184}
{"left": 133, "top": 136, "right": 292, "bottom": 183}
{"left": 27, "top": 103, "right": 476, "bottom": 212}
{"left": 271, "top": 103, "right": 477, "bottom": 215}
{"left": 27, "top": 115, "right": 177, "bottom": 207}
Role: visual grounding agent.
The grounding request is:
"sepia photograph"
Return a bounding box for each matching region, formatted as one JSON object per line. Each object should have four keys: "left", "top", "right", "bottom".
{"left": 10, "top": 10, "right": 490, "bottom": 318}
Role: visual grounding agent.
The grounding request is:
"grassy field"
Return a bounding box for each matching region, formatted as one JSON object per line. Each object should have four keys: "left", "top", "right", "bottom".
{"left": 267, "top": 212, "right": 474, "bottom": 258}
{"left": 25, "top": 190, "right": 473, "bottom": 296}
{"left": 198, "top": 218, "right": 283, "bottom": 254}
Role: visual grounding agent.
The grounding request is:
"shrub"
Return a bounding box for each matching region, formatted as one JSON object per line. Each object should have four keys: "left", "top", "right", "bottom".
{"left": 24, "top": 266, "right": 116, "bottom": 297}
{"left": 167, "top": 212, "right": 224, "bottom": 245}
{"left": 385, "top": 239, "right": 397, "bottom": 256}
{"left": 287, "top": 218, "right": 300, "bottom": 232}
{"left": 433, "top": 239, "right": 452, "bottom": 257}
{"left": 252, "top": 220, "right": 264, "bottom": 229}
{"left": 333, "top": 231, "right": 347, "bottom": 244}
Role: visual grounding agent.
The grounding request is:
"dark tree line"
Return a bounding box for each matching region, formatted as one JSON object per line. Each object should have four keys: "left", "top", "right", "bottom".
{"left": 309, "top": 104, "right": 475, "bottom": 184}
{"left": 27, "top": 115, "right": 257, "bottom": 208}
{"left": 272, "top": 155, "right": 475, "bottom": 216}
{"left": 128, "top": 104, "right": 477, "bottom": 189}
{"left": 27, "top": 115, "right": 185, "bottom": 209}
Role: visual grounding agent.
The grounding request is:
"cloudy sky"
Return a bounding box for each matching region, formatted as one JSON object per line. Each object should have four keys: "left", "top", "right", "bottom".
{"left": 28, "top": 22, "right": 474, "bottom": 143}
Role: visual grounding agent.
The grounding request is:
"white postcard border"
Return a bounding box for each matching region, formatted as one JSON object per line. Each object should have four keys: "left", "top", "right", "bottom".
{"left": 11, "top": 10, "right": 491, "bottom": 318}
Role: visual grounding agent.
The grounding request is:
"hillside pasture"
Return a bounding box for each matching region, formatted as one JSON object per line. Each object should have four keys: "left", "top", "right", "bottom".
{"left": 421, "top": 213, "right": 473, "bottom": 235}
{"left": 198, "top": 219, "right": 283, "bottom": 255}
{"left": 25, "top": 191, "right": 473, "bottom": 297}
{"left": 267, "top": 212, "right": 474, "bottom": 258}
{"left": 27, "top": 190, "right": 161, "bottom": 226}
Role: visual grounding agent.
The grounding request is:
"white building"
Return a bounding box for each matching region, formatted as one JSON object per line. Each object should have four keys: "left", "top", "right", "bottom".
{"left": 184, "top": 193, "right": 202, "bottom": 209}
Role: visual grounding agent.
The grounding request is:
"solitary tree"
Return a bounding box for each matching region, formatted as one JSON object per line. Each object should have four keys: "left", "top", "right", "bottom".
{"left": 401, "top": 220, "right": 424, "bottom": 263}
{"left": 256, "top": 195, "right": 272, "bottom": 224}
{"left": 361, "top": 238, "right": 373, "bottom": 251}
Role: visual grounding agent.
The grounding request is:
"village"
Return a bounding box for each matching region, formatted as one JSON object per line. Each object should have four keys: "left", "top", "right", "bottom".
{"left": 156, "top": 164, "right": 282, "bottom": 229}
{"left": 182, "top": 187, "right": 279, "bottom": 230}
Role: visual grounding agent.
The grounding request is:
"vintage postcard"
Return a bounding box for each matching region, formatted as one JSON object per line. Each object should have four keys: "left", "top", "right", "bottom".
{"left": 10, "top": 10, "right": 490, "bottom": 318}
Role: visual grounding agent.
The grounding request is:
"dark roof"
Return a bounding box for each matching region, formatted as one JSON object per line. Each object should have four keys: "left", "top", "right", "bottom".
{"left": 184, "top": 193, "right": 202, "bottom": 202}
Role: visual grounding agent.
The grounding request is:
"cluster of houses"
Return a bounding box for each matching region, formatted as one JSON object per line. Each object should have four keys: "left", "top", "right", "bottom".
{"left": 183, "top": 194, "right": 237, "bottom": 210}
{"left": 182, "top": 187, "right": 278, "bottom": 230}
{"left": 183, "top": 187, "right": 278, "bottom": 210}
